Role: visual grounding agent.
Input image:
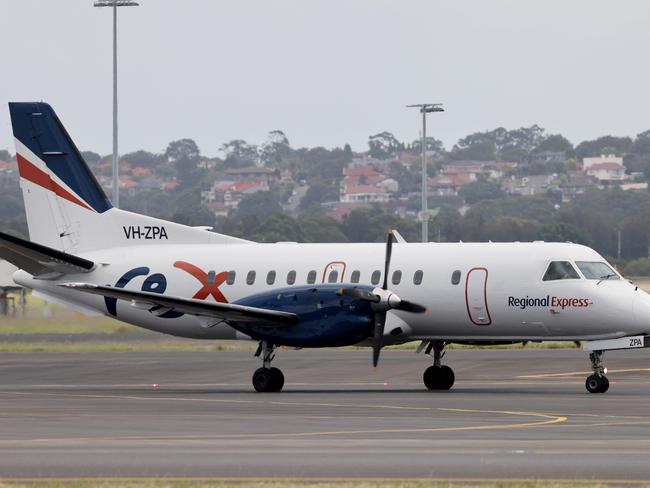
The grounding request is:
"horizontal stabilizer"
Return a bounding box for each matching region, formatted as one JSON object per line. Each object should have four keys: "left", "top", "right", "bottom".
{"left": 0, "top": 232, "right": 95, "bottom": 279}
{"left": 59, "top": 283, "right": 298, "bottom": 326}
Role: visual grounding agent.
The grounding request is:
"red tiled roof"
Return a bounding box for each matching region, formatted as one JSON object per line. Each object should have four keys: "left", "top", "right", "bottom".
{"left": 343, "top": 184, "right": 386, "bottom": 194}
{"left": 588, "top": 162, "right": 624, "bottom": 171}
{"left": 344, "top": 165, "right": 379, "bottom": 177}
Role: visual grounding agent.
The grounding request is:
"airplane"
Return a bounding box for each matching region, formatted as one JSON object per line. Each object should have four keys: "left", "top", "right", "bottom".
{"left": 2, "top": 101, "right": 649, "bottom": 394}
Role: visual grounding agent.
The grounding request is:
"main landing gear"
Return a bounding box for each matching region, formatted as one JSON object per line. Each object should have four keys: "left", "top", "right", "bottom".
{"left": 585, "top": 350, "right": 609, "bottom": 394}
{"left": 252, "top": 341, "right": 285, "bottom": 393}
{"left": 422, "top": 340, "right": 455, "bottom": 391}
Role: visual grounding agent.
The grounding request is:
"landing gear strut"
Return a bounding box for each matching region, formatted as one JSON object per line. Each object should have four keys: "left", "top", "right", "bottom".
{"left": 252, "top": 341, "right": 284, "bottom": 393}
{"left": 585, "top": 350, "right": 609, "bottom": 394}
{"left": 422, "top": 340, "right": 455, "bottom": 391}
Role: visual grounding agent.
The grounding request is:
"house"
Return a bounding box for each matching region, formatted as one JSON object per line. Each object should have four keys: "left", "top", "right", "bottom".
{"left": 441, "top": 160, "right": 517, "bottom": 181}
{"left": 531, "top": 151, "right": 567, "bottom": 166}
{"left": 581, "top": 154, "right": 626, "bottom": 182}
{"left": 202, "top": 178, "right": 270, "bottom": 210}
{"left": 428, "top": 173, "right": 475, "bottom": 196}
{"left": 223, "top": 166, "right": 279, "bottom": 185}
{"left": 586, "top": 162, "right": 626, "bottom": 183}
{"left": 502, "top": 174, "right": 557, "bottom": 196}
{"left": 559, "top": 172, "right": 598, "bottom": 202}
{"left": 339, "top": 163, "right": 394, "bottom": 203}
{"left": 340, "top": 184, "right": 389, "bottom": 203}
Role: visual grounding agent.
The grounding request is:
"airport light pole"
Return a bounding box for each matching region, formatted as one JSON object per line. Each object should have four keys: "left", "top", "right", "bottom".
{"left": 406, "top": 103, "right": 444, "bottom": 242}
{"left": 94, "top": 0, "right": 139, "bottom": 208}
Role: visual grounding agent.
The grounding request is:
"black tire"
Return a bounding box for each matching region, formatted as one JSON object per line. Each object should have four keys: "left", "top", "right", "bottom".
{"left": 599, "top": 375, "right": 610, "bottom": 393}
{"left": 269, "top": 367, "right": 285, "bottom": 392}
{"left": 423, "top": 366, "right": 442, "bottom": 390}
{"left": 439, "top": 365, "right": 455, "bottom": 390}
{"left": 585, "top": 374, "right": 607, "bottom": 394}
{"left": 252, "top": 367, "right": 274, "bottom": 392}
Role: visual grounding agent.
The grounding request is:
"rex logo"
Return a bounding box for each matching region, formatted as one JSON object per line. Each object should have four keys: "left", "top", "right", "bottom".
{"left": 106, "top": 261, "right": 228, "bottom": 318}
{"left": 173, "top": 261, "right": 229, "bottom": 303}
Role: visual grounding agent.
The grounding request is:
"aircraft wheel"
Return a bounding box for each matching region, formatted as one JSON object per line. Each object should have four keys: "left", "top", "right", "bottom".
{"left": 253, "top": 367, "right": 284, "bottom": 392}
{"left": 269, "top": 367, "right": 285, "bottom": 392}
{"left": 439, "top": 365, "right": 455, "bottom": 390}
{"left": 253, "top": 368, "right": 274, "bottom": 392}
{"left": 585, "top": 374, "right": 609, "bottom": 393}
{"left": 423, "top": 365, "right": 441, "bottom": 390}
{"left": 424, "top": 365, "right": 456, "bottom": 391}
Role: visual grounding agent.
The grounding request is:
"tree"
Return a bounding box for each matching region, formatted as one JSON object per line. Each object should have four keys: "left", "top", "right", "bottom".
{"left": 259, "top": 130, "right": 291, "bottom": 166}
{"left": 537, "top": 223, "right": 591, "bottom": 245}
{"left": 234, "top": 191, "right": 283, "bottom": 226}
{"left": 410, "top": 136, "right": 444, "bottom": 157}
{"left": 220, "top": 139, "right": 258, "bottom": 168}
{"left": 251, "top": 213, "right": 303, "bottom": 242}
{"left": 575, "top": 136, "right": 633, "bottom": 160}
{"left": 459, "top": 180, "right": 504, "bottom": 204}
{"left": 300, "top": 181, "right": 338, "bottom": 211}
{"left": 343, "top": 144, "right": 353, "bottom": 163}
{"left": 165, "top": 139, "right": 203, "bottom": 189}
{"left": 452, "top": 125, "right": 545, "bottom": 162}
{"left": 534, "top": 134, "right": 573, "bottom": 154}
{"left": 166, "top": 139, "right": 200, "bottom": 163}
{"left": 298, "top": 215, "right": 348, "bottom": 242}
{"left": 121, "top": 150, "right": 163, "bottom": 168}
{"left": 80, "top": 151, "right": 101, "bottom": 165}
{"left": 0, "top": 149, "right": 12, "bottom": 161}
{"left": 368, "top": 132, "right": 400, "bottom": 159}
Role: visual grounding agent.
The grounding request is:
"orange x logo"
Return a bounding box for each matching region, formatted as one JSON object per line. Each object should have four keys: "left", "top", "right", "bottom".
{"left": 173, "top": 261, "right": 229, "bottom": 303}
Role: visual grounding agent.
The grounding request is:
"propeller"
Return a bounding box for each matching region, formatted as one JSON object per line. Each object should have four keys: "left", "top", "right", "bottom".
{"left": 338, "top": 229, "right": 426, "bottom": 367}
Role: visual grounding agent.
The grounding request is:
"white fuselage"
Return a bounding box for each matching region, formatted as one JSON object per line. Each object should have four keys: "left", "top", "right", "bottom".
{"left": 14, "top": 241, "right": 650, "bottom": 344}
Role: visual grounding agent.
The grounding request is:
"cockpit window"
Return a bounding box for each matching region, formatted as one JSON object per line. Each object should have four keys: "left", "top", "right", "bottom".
{"left": 542, "top": 261, "right": 580, "bottom": 281}
{"left": 575, "top": 261, "right": 620, "bottom": 280}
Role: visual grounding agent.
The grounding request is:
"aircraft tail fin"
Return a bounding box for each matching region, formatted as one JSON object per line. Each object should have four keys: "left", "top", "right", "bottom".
{"left": 8, "top": 102, "right": 248, "bottom": 253}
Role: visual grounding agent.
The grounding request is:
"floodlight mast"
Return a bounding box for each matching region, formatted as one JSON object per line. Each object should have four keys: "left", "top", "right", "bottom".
{"left": 406, "top": 103, "right": 444, "bottom": 242}
{"left": 93, "top": 0, "right": 139, "bottom": 208}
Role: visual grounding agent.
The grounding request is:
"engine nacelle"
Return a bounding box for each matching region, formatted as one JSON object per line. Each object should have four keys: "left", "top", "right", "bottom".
{"left": 230, "top": 284, "right": 374, "bottom": 347}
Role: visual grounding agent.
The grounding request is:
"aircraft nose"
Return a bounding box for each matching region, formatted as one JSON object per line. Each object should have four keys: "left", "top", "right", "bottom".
{"left": 633, "top": 291, "right": 650, "bottom": 328}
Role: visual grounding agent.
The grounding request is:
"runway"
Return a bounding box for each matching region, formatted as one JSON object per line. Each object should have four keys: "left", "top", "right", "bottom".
{"left": 1, "top": 348, "right": 650, "bottom": 480}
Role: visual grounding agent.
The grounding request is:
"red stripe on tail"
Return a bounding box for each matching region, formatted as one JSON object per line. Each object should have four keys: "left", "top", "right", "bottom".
{"left": 17, "top": 154, "right": 94, "bottom": 212}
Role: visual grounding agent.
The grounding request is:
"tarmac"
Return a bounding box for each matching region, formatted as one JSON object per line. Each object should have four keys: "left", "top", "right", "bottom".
{"left": 1, "top": 348, "right": 650, "bottom": 481}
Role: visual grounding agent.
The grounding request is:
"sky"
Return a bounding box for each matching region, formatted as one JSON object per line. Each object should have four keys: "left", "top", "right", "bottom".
{"left": 2, "top": 0, "right": 650, "bottom": 157}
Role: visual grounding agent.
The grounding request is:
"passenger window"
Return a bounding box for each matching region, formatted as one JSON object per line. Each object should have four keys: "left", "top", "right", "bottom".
{"left": 351, "top": 270, "right": 360, "bottom": 283}
{"left": 451, "top": 270, "right": 461, "bottom": 285}
{"left": 371, "top": 270, "right": 381, "bottom": 285}
{"left": 542, "top": 261, "right": 580, "bottom": 281}
{"left": 206, "top": 270, "right": 216, "bottom": 285}
{"left": 392, "top": 270, "right": 402, "bottom": 285}
{"left": 328, "top": 270, "right": 339, "bottom": 283}
{"left": 226, "top": 270, "right": 236, "bottom": 285}
{"left": 287, "top": 270, "right": 296, "bottom": 285}
{"left": 266, "top": 270, "right": 276, "bottom": 285}
{"left": 307, "top": 270, "right": 317, "bottom": 284}
{"left": 575, "top": 261, "right": 620, "bottom": 280}
{"left": 413, "top": 270, "right": 423, "bottom": 285}
{"left": 246, "top": 270, "right": 256, "bottom": 285}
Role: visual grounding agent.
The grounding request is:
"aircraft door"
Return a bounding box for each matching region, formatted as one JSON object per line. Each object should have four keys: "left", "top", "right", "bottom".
{"left": 465, "top": 267, "right": 492, "bottom": 326}
{"left": 322, "top": 261, "right": 346, "bottom": 283}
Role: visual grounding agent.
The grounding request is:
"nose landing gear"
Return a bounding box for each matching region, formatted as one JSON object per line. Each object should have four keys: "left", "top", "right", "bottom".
{"left": 252, "top": 341, "right": 284, "bottom": 393}
{"left": 585, "top": 350, "right": 609, "bottom": 393}
{"left": 422, "top": 340, "right": 455, "bottom": 391}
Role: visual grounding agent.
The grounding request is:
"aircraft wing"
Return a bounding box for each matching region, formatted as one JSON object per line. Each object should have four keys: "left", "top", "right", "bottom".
{"left": 0, "top": 232, "right": 95, "bottom": 279}
{"left": 60, "top": 283, "right": 299, "bottom": 327}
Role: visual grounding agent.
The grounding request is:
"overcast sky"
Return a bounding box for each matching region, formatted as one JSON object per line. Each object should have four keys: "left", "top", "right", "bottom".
{"left": 2, "top": 0, "right": 650, "bottom": 157}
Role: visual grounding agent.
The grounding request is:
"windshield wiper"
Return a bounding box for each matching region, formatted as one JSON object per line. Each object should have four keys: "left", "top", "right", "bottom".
{"left": 597, "top": 273, "right": 618, "bottom": 285}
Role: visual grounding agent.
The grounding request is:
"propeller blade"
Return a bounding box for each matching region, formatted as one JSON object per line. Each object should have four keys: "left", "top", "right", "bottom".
{"left": 395, "top": 300, "right": 427, "bottom": 314}
{"left": 382, "top": 229, "right": 394, "bottom": 290}
{"left": 338, "top": 287, "right": 379, "bottom": 302}
{"left": 372, "top": 311, "right": 386, "bottom": 367}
